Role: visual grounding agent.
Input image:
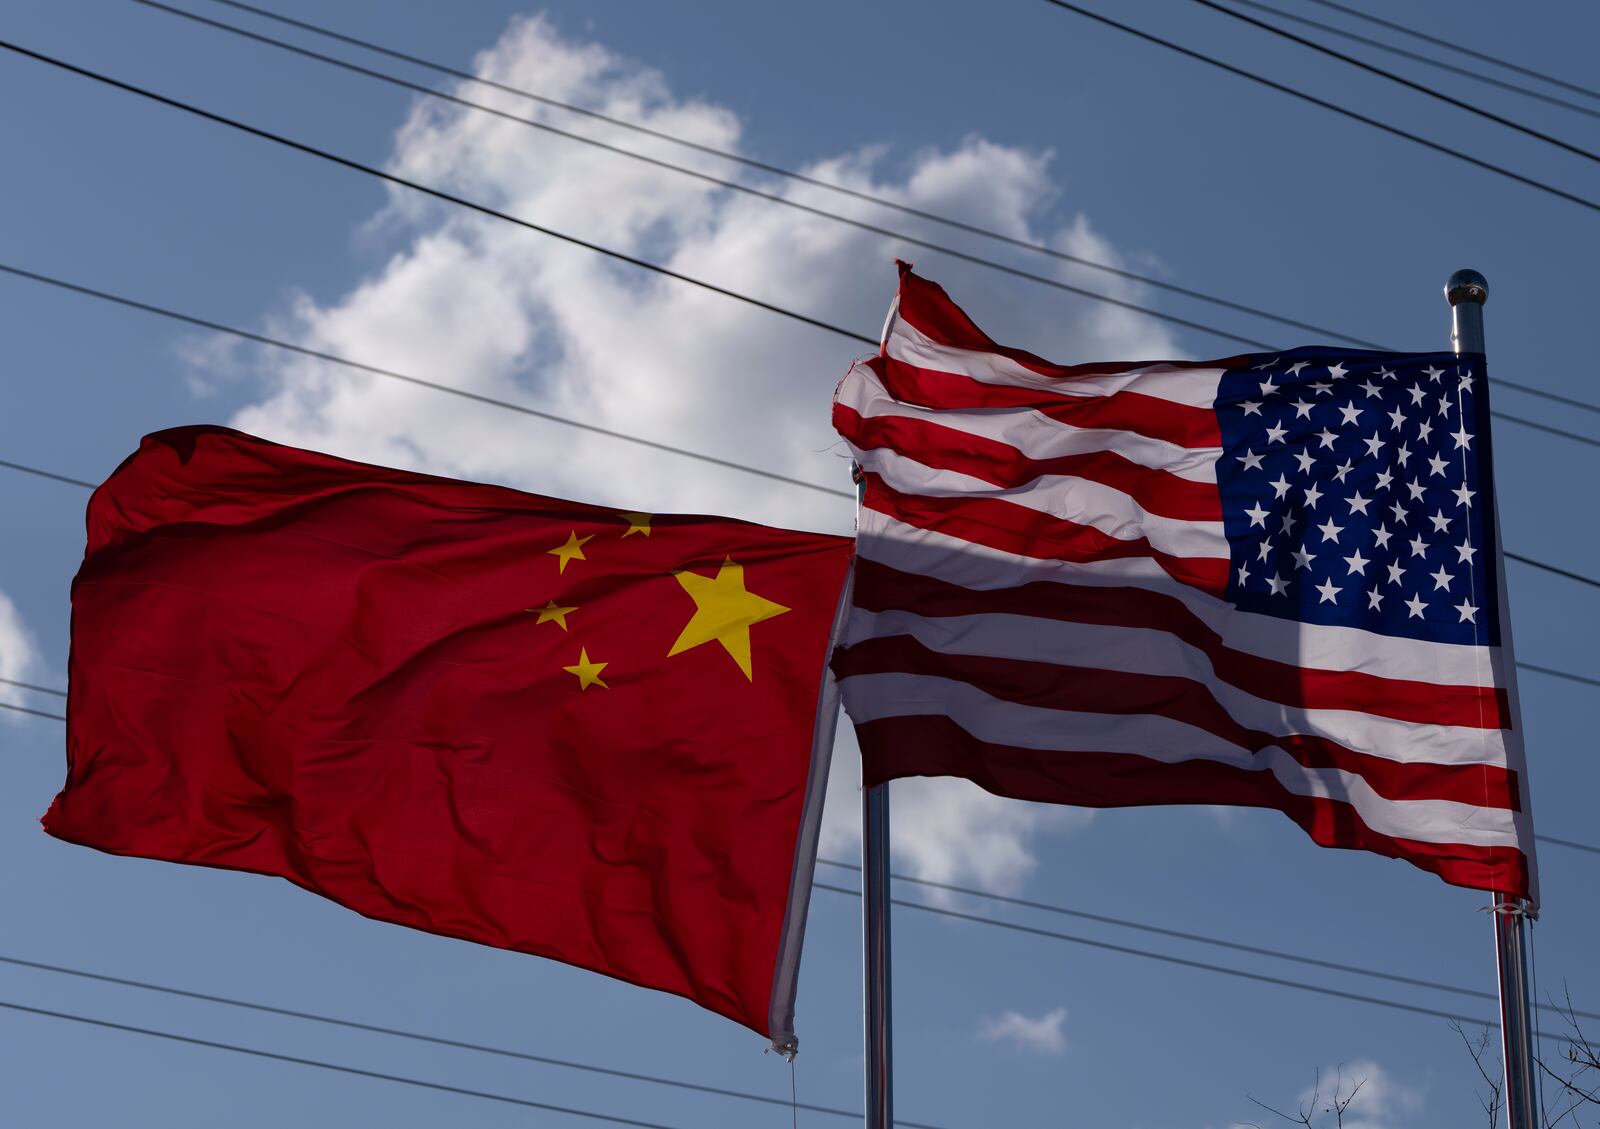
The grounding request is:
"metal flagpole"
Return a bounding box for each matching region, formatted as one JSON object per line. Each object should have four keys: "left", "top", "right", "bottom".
{"left": 863, "top": 779, "right": 893, "bottom": 1129}
{"left": 856, "top": 463, "right": 894, "bottom": 1129}
{"left": 1446, "top": 269, "right": 1541, "bottom": 1129}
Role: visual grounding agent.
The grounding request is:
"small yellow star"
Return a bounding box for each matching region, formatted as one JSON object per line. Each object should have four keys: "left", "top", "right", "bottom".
{"left": 548, "top": 531, "right": 594, "bottom": 574}
{"left": 562, "top": 648, "right": 608, "bottom": 691}
{"left": 668, "top": 558, "right": 789, "bottom": 680}
{"left": 619, "top": 512, "right": 653, "bottom": 538}
{"left": 528, "top": 601, "right": 578, "bottom": 631}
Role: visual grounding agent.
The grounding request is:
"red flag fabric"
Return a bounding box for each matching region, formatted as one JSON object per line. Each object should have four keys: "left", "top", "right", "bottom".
{"left": 44, "top": 426, "right": 854, "bottom": 1044}
{"left": 832, "top": 266, "right": 1536, "bottom": 903}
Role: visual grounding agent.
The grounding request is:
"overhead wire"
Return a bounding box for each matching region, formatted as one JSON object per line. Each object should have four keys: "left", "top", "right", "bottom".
{"left": 0, "top": 701, "right": 66, "bottom": 722}
{"left": 1223, "top": 0, "right": 1600, "bottom": 122}
{"left": 0, "top": 455, "right": 97, "bottom": 491}
{"left": 4, "top": 32, "right": 1600, "bottom": 427}
{"left": 1534, "top": 835, "right": 1600, "bottom": 858}
{"left": 113, "top": 0, "right": 1600, "bottom": 420}
{"left": 1487, "top": 410, "right": 1600, "bottom": 451}
{"left": 0, "top": 953, "right": 897, "bottom": 1127}
{"left": 0, "top": 263, "right": 857, "bottom": 502}
{"left": 0, "top": 998, "right": 697, "bottom": 1129}
{"left": 163, "top": 0, "right": 1374, "bottom": 346}
{"left": 0, "top": 1, "right": 1594, "bottom": 1104}
{"left": 5, "top": 17, "right": 1600, "bottom": 670}
{"left": 1036, "top": 0, "right": 1600, "bottom": 216}
{"left": 0, "top": 40, "right": 879, "bottom": 352}
{"left": 4, "top": 262, "right": 1600, "bottom": 467}
{"left": 0, "top": 678, "right": 66, "bottom": 698}
{"left": 1185, "top": 0, "right": 1600, "bottom": 166}
{"left": 813, "top": 860, "right": 1600, "bottom": 1022}
{"left": 124, "top": 0, "right": 1275, "bottom": 353}
{"left": 1515, "top": 663, "right": 1600, "bottom": 692}
{"left": 1297, "top": 0, "right": 1600, "bottom": 107}
{"left": 1504, "top": 551, "right": 1600, "bottom": 592}
{"left": 6, "top": 714, "right": 1599, "bottom": 1034}
{"left": 810, "top": 883, "right": 1576, "bottom": 1044}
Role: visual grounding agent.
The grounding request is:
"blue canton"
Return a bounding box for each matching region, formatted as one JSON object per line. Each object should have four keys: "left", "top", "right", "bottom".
{"left": 1216, "top": 348, "right": 1500, "bottom": 647}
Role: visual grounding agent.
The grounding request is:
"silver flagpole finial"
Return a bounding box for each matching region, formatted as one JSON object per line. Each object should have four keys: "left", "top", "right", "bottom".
{"left": 1446, "top": 268, "right": 1489, "bottom": 307}
{"left": 1446, "top": 270, "right": 1489, "bottom": 355}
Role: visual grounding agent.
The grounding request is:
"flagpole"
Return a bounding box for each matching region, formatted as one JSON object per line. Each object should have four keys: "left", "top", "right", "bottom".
{"left": 1446, "top": 269, "right": 1541, "bottom": 1129}
{"left": 856, "top": 464, "right": 894, "bottom": 1129}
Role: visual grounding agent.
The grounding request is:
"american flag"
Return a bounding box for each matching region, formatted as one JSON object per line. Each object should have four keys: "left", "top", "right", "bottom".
{"left": 832, "top": 265, "right": 1536, "bottom": 904}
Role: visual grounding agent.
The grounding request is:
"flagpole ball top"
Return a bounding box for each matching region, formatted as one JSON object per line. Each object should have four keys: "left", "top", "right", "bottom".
{"left": 1446, "top": 269, "right": 1488, "bottom": 307}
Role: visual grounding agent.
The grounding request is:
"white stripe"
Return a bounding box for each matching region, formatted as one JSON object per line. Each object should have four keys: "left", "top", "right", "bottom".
{"left": 857, "top": 507, "right": 1503, "bottom": 688}
{"left": 887, "top": 317, "right": 1224, "bottom": 408}
{"left": 855, "top": 446, "right": 1230, "bottom": 561}
{"left": 844, "top": 607, "right": 1509, "bottom": 769}
{"left": 838, "top": 672, "right": 1522, "bottom": 849}
{"left": 838, "top": 360, "right": 1220, "bottom": 483}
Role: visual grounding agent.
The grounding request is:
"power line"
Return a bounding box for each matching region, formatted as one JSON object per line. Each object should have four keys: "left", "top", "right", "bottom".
{"left": 6, "top": 705, "right": 1598, "bottom": 1032}
{"left": 1036, "top": 0, "right": 1600, "bottom": 216}
{"left": 0, "top": 701, "right": 66, "bottom": 722}
{"left": 1505, "top": 551, "right": 1600, "bottom": 592}
{"left": 1187, "top": 0, "right": 1600, "bottom": 166}
{"left": 1535, "top": 835, "right": 1600, "bottom": 858}
{"left": 0, "top": 953, "right": 908, "bottom": 1127}
{"left": 1488, "top": 379, "right": 1600, "bottom": 422}
{"left": 811, "top": 882, "right": 1573, "bottom": 1044}
{"left": 0, "top": 39, "right": 880, "bottom": 352}
{"left": 1225, "top": 0, "right": 1600, "bottom": 122}
{"left": 8, "top": 254, "right": 1600, "bottom": 469}
{"left": 814, "top": 860, "right": 1600, "bottom": 1023}
{"left": 1516, "top": 662, "right": 1600, "bottom": 692}
{"left": 129, "top": 0, "right": 1600, "bottom": 421}
{"left": 174, "top": 0, "right": 1375, "bottom": 347}
{"left": 124, "top": 0, "right": 1275, "bottom": 354}
{"left": 0, "top": 263, "right": 856, "bottom": 502}
{"left": 0, "top": 998, "right": 698, "bottom": 1128}
{"left": 0, "top": 456, "right": 97, "bottom": 490}
{"left": 8, "top": 33, "right": 1600, "bottom": 426}
{"left": 1298, "top": 0, "right": 1600, "bottom": 107}
{"left": 1493, "top": 410, "right": 1600, "bottom": 451}
{"left": 0, "top": 678, "right": 66, "bottom": 698}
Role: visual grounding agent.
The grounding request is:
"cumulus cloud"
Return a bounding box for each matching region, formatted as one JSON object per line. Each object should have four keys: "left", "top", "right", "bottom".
{"left": 0, "top": 589, "right": 43, "bottom": 724}
{"left": 977, "top": 1006, "right": 1068, "bottom": 1056}
{"left": 216, "top": 12, "right": 1174, "bottom": 886}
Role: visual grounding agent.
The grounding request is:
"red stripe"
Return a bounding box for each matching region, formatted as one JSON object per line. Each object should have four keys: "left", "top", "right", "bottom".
{"left": 875, "top": 356, "right": 1221, "bottom": 449}
{"left": 833, "top": 635, "right": 1517, "bottom": 809}
{"left": 891, "top": 263, "right": 1249, "bottom": 381}
{"left": 851, "top": 559, "right": 1507, "bottom": 730}
{"left": 835, "top": 404, "right": 1221, "bottom": 522}
{"left": 861, "top": 472, "right": 1229, "bottom": 596}
{"left": 854, "top": 711, "right": 1531, "bottom": 900}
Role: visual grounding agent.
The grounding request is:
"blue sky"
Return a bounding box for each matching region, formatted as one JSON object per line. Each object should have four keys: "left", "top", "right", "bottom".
{"left": 3, "top": 0, "right": 1599, "bottom": 1125}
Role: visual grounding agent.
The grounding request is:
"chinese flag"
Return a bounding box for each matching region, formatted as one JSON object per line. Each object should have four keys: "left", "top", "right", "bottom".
{"left": 43, "top": 426, "right": 854, "bottom": 1045}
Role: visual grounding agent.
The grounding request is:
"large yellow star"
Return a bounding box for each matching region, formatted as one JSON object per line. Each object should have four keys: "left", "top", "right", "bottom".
{"left": 619, "top": 512, "right": 652, "bottom": 538}
{"left": 668, "top": 558, "right": 789, "bottom": 680}
{"left": 562, "top": 647, "right": 608, "bottom": 691}
{"left": 547, "top": 531, "right": 594, "bottom": 574}
{"left": 528, "top": 600, "right": 577, "bottom": 631}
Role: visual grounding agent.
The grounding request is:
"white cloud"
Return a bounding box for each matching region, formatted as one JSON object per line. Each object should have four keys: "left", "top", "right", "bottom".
{"left": 217, "top": 12, "right": 1174, "bottom": 890}
{"left": 977, "top": 1006, "right": 1068, "bottom": 1056}
{"left": 817, "top": 715, "right": 1092, "bottom": 893}
{"left": 0, "top": 589, "right": 43, "bottom": 724}
{"left": 1248, "top": 1061, "right": 1424, "bottom": 1129}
